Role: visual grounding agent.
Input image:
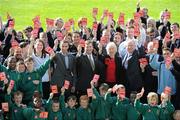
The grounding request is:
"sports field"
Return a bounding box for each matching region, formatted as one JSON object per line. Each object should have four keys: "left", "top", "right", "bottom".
{"left": 1, "top": 0, "right": 180, "bottom": 30}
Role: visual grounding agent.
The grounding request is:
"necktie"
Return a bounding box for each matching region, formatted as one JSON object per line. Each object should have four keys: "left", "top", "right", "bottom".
{"left": 88, "top": 55, "right": 95, "bottom": 71}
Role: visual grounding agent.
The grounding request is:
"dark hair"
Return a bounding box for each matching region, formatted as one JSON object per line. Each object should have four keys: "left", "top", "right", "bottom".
{"left": 67, "top": 95, "right": 77, "bottom": 102}
{"left": 19, "top": 42, "right": 29, "bottom": 48}
{"left": 14, "top": 91, "right": 23, "bottom": 97}
{"left": 34, "top": 39, "right": 47, "bottom": 58}
{"left": 99, "top": 83, "right": 109, "bottom": 91}
{"left": 24, "top": 56, "right": 34, "bottom": 63}
{"left": 171, "top": 22, "right": 179, "bottom": 28}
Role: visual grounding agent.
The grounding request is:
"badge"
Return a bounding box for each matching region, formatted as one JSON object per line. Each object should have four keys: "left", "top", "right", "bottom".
{"left": 28, "top": 77, "right": 31, "bottom": 80}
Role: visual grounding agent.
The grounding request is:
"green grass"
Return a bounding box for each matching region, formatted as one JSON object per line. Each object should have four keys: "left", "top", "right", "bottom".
{"left": 1, "top": 0, "right": 180, "bottom": 30}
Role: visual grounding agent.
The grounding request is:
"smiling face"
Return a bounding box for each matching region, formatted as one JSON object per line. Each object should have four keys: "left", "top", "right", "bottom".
{"left": 8, "top": 57, "right": 16, "bottom": 70}
{"left": 34, "top": 41, "right": 44, "bottom": 53}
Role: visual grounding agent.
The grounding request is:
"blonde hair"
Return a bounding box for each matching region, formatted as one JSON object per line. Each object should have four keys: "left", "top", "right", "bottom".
{"left": 173, "top": 110, "right": 180, "bottom": 120}
{"left": 147, "top": 18, "right": 157, "bottom": 30}
{"left": 147, "top": 92, "right": 158, "bottom": 104}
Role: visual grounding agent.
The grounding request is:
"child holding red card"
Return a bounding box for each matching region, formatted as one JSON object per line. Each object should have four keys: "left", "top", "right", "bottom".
{"left": 104, "top": 84, "right": 130, "bottom": 120}
{"left": 159, "top": 92, "right": 175, "bottom": 120}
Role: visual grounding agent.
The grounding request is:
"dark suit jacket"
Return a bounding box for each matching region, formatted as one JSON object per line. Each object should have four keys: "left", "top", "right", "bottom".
{"left": 123, "top": 50, "right": 143, "bottom": 93}
{"left": 76, "top": 54, "right": 99, "bottom": 91}
{"left": 51, "top": 52, "right": 76, "bottom": 88}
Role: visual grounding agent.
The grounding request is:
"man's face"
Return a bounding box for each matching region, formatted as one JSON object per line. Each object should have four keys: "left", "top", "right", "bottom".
{"left": 14, "top": 95, "right": 23, "bottom": 105}
{"left": 127, "top": 28, "right": 134, "bottom": 39}
{"left": 24, "top": 29, "right": 31, "bottom": 39}
{"left": 126, "top": 41, "right": 135, "bottom": 54}
{"left": 61, "top": 43, "right": 69, "bottom": 53}
{"left": 85, "top": 43, "right": 93, "bottom": 55}
{"left": 14, "top": 49, "right": 22, "bottom": 59}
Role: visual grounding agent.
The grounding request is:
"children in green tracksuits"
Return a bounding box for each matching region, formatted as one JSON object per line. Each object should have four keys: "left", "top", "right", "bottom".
{"left": 19, "top": 52, "right": 55, "bottom": 105}
{"left": 90, "top": 81, "right": 111, "bottom": 120}
{"left": 159, "top": 92, "right": 175, "bottom": 120}
{"left": 76, "top": 95, "right": 94, "bottom": 120}
{"left": 105, "top": 84, "right": 130, "bottom": 120}
{"left": 5, "top": 89, "right": 26, "bottom": 120}
{"left": 135, "top": 92, "right": 160, "bottom": 120}
{"left": 23, "top": 95, "right": 48, "bottom": 120}
{"left": 61, "top": 95, "right": 77, "bottom": 120}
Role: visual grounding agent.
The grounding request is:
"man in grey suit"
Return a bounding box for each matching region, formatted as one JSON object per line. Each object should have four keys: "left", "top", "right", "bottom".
{"left": 51, "top": 41, "right": 76, "bottom": 93}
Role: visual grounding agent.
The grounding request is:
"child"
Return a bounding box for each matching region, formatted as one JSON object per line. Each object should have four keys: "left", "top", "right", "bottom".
{"left": 105, "top": 84, "right": 130, "bottom": 120}
{"left": 62, "top": 95, "right": 77, "bottom": 120}
{"left": 76, "top": 95, "right": 93, "bottom": 120}
{"left": 45, "top": 87, "right": 65, "bottom": 120}
{"left": 18, "top": 51, "right": 55, "bottom": 105}
{"left": 173, "top": 110, "right": 180, "bottom": 120}
{"left": 127, "top": 91, "right": 141, "bottom": 120}
{"left": 5, "top": 87, "right": 26, "bottom": 120}
{"left": 90, "top": 81, "right": 111, "bottom": 120}
{"left": 135, "top": 91, "right": 160, "bottom": 120}
{"left": 159, "top": 92, "right": 175, "bottom": 120}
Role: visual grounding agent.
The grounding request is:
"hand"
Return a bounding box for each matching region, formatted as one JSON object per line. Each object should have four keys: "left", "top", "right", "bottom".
{"left": 54, "top": 39, "right": 59, "bottom": 47}
{"left": 107, "top": 88, "right": 112, "bottom": 93}
{"left": 49, "top": 93, "right": 54, "bottom": 99}
{"left": 71, "top": 86, "right": 75, "bottom": 93}
{"left": 7, "top": 86, "right": 11, "bottom": 95}
{"left": 77, "top": 45, "right": 82, "bottom": 54}
{"left": 50, "top": 51, "right": 56, "bottom": 60}
{"left": 61, "top": 87, "right": 65, "bottom": 94}
{"left": 90, "top": 80, "right": 94, "bottom": 88}
{"left": 32, "top": 80, "right": 40, "bottom": 85}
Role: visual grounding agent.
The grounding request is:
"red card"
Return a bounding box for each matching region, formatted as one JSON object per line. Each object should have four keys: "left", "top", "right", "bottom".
{"left": 134, "top": 12, "right": 140, "bottom": 23}
{"left": 11, "top": 40, "right": 19, "bottom": 48}
{"left": 108, "top": 12, "right": 114, "bottom": 20}
{"left": 100, "top": 36, "right": 107, "bottom": 44}
{"left": 45, "top": 46, "right": 53, "bottom": 54}
{"left": 174, "top": 48, "right": 180, "bottom": 57}
{"left": 51, "top": 85, "right": 58, "bottom": 94}
{"left": 103, "top": 9, "right": 108, "bottom": 17}
{"left": 173, "top": 31, "right": 180, "bottom": 39}
{"left": 92, "top": 22, "right": 98, "bottom": 31}
{"left": 117, "top": 13, "right": 125, "bottom": 26}
{"left": 2, "top": 103, "right": 9, "bottom": 112}
{"left": 138, "top": 9, "right": 144, "bottom": 17}
{"left": 32, "top": 16, "right": 41, "bottom": 29}
{"left": 165, "top": 57, "right": 172, "bottom": 66}
{"left": 69, "top": 18, "right": 75, "bottom": 26}
{"left": 9, "top": 20, "right": 15, "bottom": 29}
{"left": 139, "top": 58, "right": 148, "bottom": 66}
{"left": 79, "top": 39, "right": 85, "bottom": 48}
{"left": 164, "top": 86, "right": 171, "bottom": 95}
{"left": 92, "top": 74, "right": 100, "bottom": 83}
{"left": 164, "top": 32, "right": 171, "bottom": 43}
{"left": 56, "top": 31, "right": 64, "bottom": 41}
{"left": 153, "top": 40, "right": 159, "bottom": 49}
{"left": 0, "top": 72, "right": 6, "bottom": 81}
{"left": 64, "top": 80, "right": 70, "bottom": 89}
{"left": 134, "top": 23, "right": 140, "bottom": 37}
{"left": 81, "top": 18, "right": 87, "bottom": 26}
{"left": 87, "top": 88, "right": 93, "bottom": 97}
{"left": 92, "top": 8, "right": 98, "bottom": 16}
{"left": 9, "top": 80, "right": 15, "bottom": 90}
{"left": 31, "top": 29, "right": 39, "bottom": 38}
{"left": 46, "top": 18, "right": 54, "bottom": 27}
{"left": 39, "top": 112, "right": 48, "bottom": 118}
{"left": 164, "top": 11, "right": 171, "bottom": 20}
{"left": 64, "top": 21, "right": 71, "bottom": 31}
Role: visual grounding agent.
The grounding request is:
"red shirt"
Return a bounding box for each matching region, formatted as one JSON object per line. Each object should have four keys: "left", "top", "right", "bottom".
{"left": 105, "top": 58, "right": 116, "bottom": 83}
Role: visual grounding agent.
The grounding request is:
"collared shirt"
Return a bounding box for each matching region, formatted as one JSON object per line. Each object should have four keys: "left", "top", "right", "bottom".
{"left": 62, "top": 52, "right": 69, "bottom": 69}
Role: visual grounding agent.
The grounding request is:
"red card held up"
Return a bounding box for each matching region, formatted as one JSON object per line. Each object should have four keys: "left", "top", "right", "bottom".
{"left": 81, "top": 18, "right": 87, "bottom": 26}
{"left": 0, "top": 72, "right": 6, "bottom": 81}
{"left": 69, "top": 18, "right": 75, "bottom": 26}
{"left": 92, "top": 8, "right": 98, "bottom": 16}
{"left": 79, "top": 39, "right": 85, "bottom": 48}
{"left": 92, "top": 74, "right": 100, "bottom": 83}
{"left": 46, "top": 18, "right": 54, "bottom": 27}
{"left": 39, "top": 112, "right": 48, "bottom": 118}
{"left": 64, "top": 80, "right": 70, "bottom": 89}
{"left": 87, "top": 88, "right": 93, "bottom": 97}
{"left": 9, "top": 80, "right": 15, "bottom": 90}
{"left": 117, "top": 13, "right": 125, "bottom": 26}
{"left": 45, "top": 46, "right": 53, "bottom": 54}
{"left": 31, "top": 29, "right": 39, "bottom": 38}
{"left": 164, "top": 86, "right": 171, "bottom": 95}
{"left": 92, "top": 22, "right": 98, "bottom": 31}
{"left": 51, "top": 85, "right": 58, "bottom": 93}
{"left": 103, "top": 9, "right": 108, "bottom": 17}
{"left": 2, "top": 103, "right": 9, "bottom": 112}
{"left": 108, "top": 12, "right": 113, "bottom": 20}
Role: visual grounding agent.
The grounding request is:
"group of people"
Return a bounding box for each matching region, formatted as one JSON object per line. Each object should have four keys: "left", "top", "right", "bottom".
{"left": 0, "top": 1, "right": 180, "bottom": 120}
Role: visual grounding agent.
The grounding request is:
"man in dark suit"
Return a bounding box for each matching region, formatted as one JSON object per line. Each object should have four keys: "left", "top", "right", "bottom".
{"left": 122, "top": 39, "right": 144, "bottom": 97}
{"left": 76, "top": 40, "right": 99, "bottom": 96}
{"left": 51, "top": 41, "right": 76, "bottom": 93}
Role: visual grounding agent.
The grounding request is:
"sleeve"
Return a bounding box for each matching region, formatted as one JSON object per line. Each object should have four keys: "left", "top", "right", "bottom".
{"left": 59, "top": 94, "right": 66, "bottom": 109}
{"left": 46, "top": 31, "right": 54, "bottom": 48}
{"left": 92, "top": 87, "right": 100, "bottom": 99}
{"left": 134, "top": 99, "right": 148, "bottom": 114}
{"left": 4, "top": 94, "right": 13, "bottom": 108}
{"left": 76, "top": 109, "right": 82, "bottom": 120}
{"left": 45, "top": 97, "right": 52, "bottom": 111}
{"left": 23, "top": 108, "right": 33, "bottom": 119}
{"left": 104, "top": 92, "right": 113, "bottom": 104}
{"left": 149, "top": 54, "right": 161, "bottom": 70}
{"left": 37, "top": 59, "right": 51, "bottom": 77}
{"left": 165, "top": 101, "right": 175, "bottom": 114}
{"left": 0, "top": 64, "right": 8, "bottom": 73}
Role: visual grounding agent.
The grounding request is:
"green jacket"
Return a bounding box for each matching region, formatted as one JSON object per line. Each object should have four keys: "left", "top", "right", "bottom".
{"left": 105, "top": 93, "right": 130, "bottom": 120}
{"left": 76, "top": 107, "right": 93, "bottom": 120}
{"left": 23, "top": 108, "right": 47, "bottom": 120}
{"left": 159, "top": 101, "right": 175, "bottom": 120}
{"left": 135, "top": 99, "right": 160, "bottom": 120}
{"left": 19, "top": 59, "right": 51, "bottom": 103}
{"left": 127, "top": 103, "right": 141, "bottom": 120}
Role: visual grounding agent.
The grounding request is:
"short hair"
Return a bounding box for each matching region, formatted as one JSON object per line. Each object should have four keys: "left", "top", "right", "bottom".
{"left": 14, "top": 91, "right": 23, "bottom": 97}
{"left": 147, "top": 27, "right": 155, "bottom": 34}
{"left": 79, "top": 95, "right": 89, "bottom": 102}
{"left": 99, "top": 83, "right": 109, "bottom": 91}
{"left": 171, "top": 22, "right": 179, "bottom": 28}
{"left": 85, "top": 40, "right": 93, "bottom": 46}
{"left": 72, "top": 31, "right": 81, "bottom": 36}
{"left": 162, "top": 48, "right": 171, "bottom": 53}
{"left": 19, "top": 42, "right": 29, "bottom": 48}
{"left": 52, "top": 98, "right": 60, "bottom": 104}
{"left": 147, "top": 92, "right": 158, "bottom": 104}
{"left": 67, "top": 95, "right": 77, "bottom": 102}
{"left": 106, "top": 42, "right": 117, "bottom": 55}
{"left": 16, "top": 60, "right": 25, "bottom": 66}
{"left": 24, "top": 26, "right": 33, "bottom": 32}
{"left": 24, "top": 56, "right": 34, "bottom": 63}
{"left": 55, "top": 18, "right": 64, "bottom": 26}
{"left": 60, "top": 40, "right": 69, "bottom": 49}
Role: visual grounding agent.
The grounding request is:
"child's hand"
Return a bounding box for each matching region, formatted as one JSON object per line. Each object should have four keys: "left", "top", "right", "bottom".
{"left": 136, "top": 87, "right": 144, "bottom": 99}
{"left": 107, "top": 88, "right": 112, "bottom": 93}
{"left": 7, "top": 86, "right": 11, "bottom": 95}
{"left": 49, "top": 93, "right": 54, "bottom": 99}
{"left": 90, "top": 80, "right": 94, "bottom": 88}
{"left": 32, "top": 80, "right": 40, "bottom": 85}
{"left": 92, "top": 94, "right": 96, "bottom": 99}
